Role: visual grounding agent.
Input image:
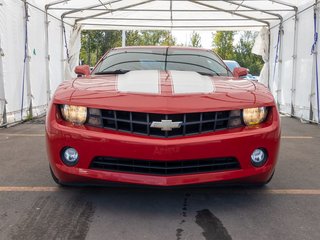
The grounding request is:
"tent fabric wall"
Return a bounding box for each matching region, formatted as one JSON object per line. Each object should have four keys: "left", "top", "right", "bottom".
{"left": 0, "top": 35, "right": 5, "bottom": 125}
{"left": 278, "top": 17, "right": 295, "bottom": 115}
{"left": 292, "top": 7, "right": 314, "bottom": 121}
{"left": 64, "top": 24, "right": 82, "bottom": 80}
{"left": 268, "top": 4, "right": 319, "bottom": 122}
{"left": 0, "top": 0, "right": 27, "bottom": 123}
{"left": 252, "top": 27, "right": 269, "bottom": 87}
{"left": 48, "top": 15, "right": 66, "bottom": 96}
{"left": 311, "top": 5, "right": 320, "bottom": 123}
{"left": 28, "top": 6, "right": 48, "bottom": 117}
{"left": 0, "top": 0, "right": 71, "bottom": 124}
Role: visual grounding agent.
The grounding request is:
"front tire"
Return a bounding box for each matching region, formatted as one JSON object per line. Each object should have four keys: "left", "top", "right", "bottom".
{"left": 252, "top": 170, "right": 275, "bottom": 187}
{"left": 49, "top": 166, "right": 66, "bottom": 187}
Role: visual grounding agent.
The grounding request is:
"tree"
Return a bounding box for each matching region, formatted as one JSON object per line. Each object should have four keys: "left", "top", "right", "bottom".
{"left": 126, "top": 30, "right": 176, "bottom": 46}
{"left": 212, "top": 31, "right": 235, "bottom": 60}
{"left": 212, "top": 31, "right": 263, "bottom": 75}
{"left": 234, "top": 31, "right": 264, "bottom": 75}
{"left": 80, "top": 30, "right": 121, "bottom": 66}
{"left": 160, "top": 31, "right": 176, "bottom": 46}
{"left": 80, "top": 30, "right": 177, "bottom": 66}
{"left": 125, "top": 30, "right": 143, "bottom": 46}
{"left": 190, "top": 31, "right": 202, "bottom": 47}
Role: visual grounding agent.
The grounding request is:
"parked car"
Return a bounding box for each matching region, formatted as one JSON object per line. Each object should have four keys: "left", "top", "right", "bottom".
{"left": 245, "top": 74, "right": 259, "bottom": 81}
{"left": 46, "top": 46, "right": 280, "bottom": 187}
{"left": 223, "top": 60, "right": 241, "bottom": 72}
{"left": 223, "top": 60, "right": 259, "bottom": 81}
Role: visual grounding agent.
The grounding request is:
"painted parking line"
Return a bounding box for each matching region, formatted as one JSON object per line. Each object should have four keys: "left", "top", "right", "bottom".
{"left": 0, "top": 187, "right": 59, "bottom": 192}
{"left": 0, "top": 133, "right": 45, "bottom": 137}
{"left": 0, "top": 187, "right": 320, "bottom": 195}
{"left": 281, "top": 136, "right": 313, "bottom": 139}
{"left": 261, "top": 189, "right": 320, "bottom": 195}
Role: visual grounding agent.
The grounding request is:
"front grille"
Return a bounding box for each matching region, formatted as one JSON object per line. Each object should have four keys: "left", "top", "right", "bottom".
{"left": 90, "top": 157, "right": 240, "bottom": 176}
{"left": 87, "top": 109, "right": 242, "bottom": 138}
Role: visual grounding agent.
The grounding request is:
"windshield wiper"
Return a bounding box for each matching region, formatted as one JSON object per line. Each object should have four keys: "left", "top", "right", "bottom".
{"left": 95, "top": 69, "right": 130, "bottom": 75}
{"left": 196, "top": 71, "right": 217, "bottom": 76}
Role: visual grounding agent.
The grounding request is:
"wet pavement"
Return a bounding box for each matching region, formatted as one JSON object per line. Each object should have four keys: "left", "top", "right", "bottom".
{"left": 0, "top": 116, "right": 319, "bottom": 240}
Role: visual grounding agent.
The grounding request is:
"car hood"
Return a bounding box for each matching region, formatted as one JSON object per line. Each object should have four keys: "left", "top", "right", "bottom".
{"left": 54, "top": 70, "right": 275, "bottom": 113}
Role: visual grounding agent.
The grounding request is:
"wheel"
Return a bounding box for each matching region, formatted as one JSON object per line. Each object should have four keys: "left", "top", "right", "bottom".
{"left": 265, "top": 170, "right": 275, "bottom": 184}
{"left": 49, "top": 166, "right": 67, "bottom": 187}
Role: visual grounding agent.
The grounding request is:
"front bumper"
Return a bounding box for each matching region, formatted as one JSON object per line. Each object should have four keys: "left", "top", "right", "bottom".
{"left": 46, "top": 107, "right": 280, "bottom": 187}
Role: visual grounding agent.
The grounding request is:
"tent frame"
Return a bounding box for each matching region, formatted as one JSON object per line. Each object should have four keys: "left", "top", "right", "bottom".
{"left": 47, "top": 0, "right": 296, "bottom": 28}
{"left": 43, "top": 0, "right": 314, "bottom": 109}
{"left": 45, "top": 0, "right": 288, "bottom": 97}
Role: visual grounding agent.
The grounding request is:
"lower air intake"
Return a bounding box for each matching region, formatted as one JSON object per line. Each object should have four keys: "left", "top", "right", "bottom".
{"left": 90, "top": 157, "right": 240, "bottom": 176}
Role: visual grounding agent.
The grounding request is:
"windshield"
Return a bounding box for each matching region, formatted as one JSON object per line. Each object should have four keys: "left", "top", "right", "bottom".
{"left": 93, "top": 48, "right": 232, "bottom": 76}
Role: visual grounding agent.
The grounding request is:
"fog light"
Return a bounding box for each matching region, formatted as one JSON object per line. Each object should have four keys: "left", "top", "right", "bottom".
{"left": 61, "top": 147, "right": 79, "bottom": 166}
{"left": 251, "top": 148, "right": 267, "bottom": 167}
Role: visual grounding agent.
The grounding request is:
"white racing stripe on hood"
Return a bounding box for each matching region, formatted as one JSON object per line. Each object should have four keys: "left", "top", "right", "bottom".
{"left": 117, "top": 70, "right": 159, "bottom": 94}
{"left": 170, "top": 70, "right": 215, "bottom": 94}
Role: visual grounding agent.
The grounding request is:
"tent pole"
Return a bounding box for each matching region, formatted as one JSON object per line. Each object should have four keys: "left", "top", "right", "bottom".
{"left": 60, "top": 0, "right": 123, "bottom": 19}
{"left": 315, "top": 0, "right": 320, "bottom": 124}
{"left": 276, "top": 22, "right": 284, "bottom": 109}
{"left": 0, "top": 34, "right": 7, "bottom": 126}
{"left": 317, "top": 0, "right": 320, "bottom": 124}
{"left": 60, "top": 18, "right": 65, "bottom": 83}
{"left": 290, "top": 9, "right": 299, "bottom": 117}
{"left": 45, "top": 6, "right": 51, "bottom": 105}
{"left": 267, "top": 24, "right": 271, "bottom": 90}
{"left": 75, "top": 0, "right": 155, "bottom": 24}
{"left": 309, "top": 1, "right": 320, "bottom": 123}
{"left": 24, "top": 0, "right": 32, "bottom": 119}
{"left": 269, "top": 0, "right": 297, "bottom": 9}
{"left": 189, "top": 0, "right": 269, "bottom": 26}
{"left": 122, "top": 30, "right": 126, "bottom": 47}
{"left": 229, "top": 1, "right": 283, "bottom": 21}
{"left": 46, "top": 0, "right": 71, "bottom": 8}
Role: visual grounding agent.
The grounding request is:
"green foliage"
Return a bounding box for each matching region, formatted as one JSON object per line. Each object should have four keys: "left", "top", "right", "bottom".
{"left": 80, "top": 30, "right": 176, "bottom": 66}
{"left": 80, "top": 30, "right": 122, "bottom": 66}
{"left": 212, "top": 31, "right": 235, "bottom": 60}
{"left": 125, "top": 30, "right": 142, "bottom": 46}
{"left": 126, "top": 30, "right": 176, "bottom": 46}
{"left": 190, "top": 31, "right": 202, "bottom": 47}
{"left": 213, "top": 31, "right": 264, "bottom": 75}
{"left": 160, "top": 31, "right": 176, "bottom": 46}
{"left": 80, "top": 29, "right": 263, "bottom": 76}
{"left": 234, "top": 31, "right": 264, "bottom": 76}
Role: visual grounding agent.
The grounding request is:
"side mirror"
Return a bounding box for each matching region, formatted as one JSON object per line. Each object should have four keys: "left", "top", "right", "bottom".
{"left": 75, "top": 65, "right": 90, "bottom": 77}
{"left": 233, "top": 67, "right": 248, "bottom": 78}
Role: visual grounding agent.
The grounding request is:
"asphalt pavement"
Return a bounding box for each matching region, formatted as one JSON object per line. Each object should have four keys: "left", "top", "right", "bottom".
{"left": 0, "top": 116, "right": 319, "bottom": 240}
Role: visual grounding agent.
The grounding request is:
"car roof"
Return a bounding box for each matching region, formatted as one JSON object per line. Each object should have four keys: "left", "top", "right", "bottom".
{"left": 112, "top": 46, "right": 212, "bottom": 52}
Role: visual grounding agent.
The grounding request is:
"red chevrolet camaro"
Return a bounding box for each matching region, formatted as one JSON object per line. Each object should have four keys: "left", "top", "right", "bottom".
{"left": 46, "top": 46, "right": 280, "bottom": 187}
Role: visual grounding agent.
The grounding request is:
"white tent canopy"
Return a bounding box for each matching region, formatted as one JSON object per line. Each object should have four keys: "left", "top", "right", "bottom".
{"left": 45, "top": 0, "right": 307, "bottom": 30}
{"left": 0, "top": 0, "right": 319, "bottom": 126}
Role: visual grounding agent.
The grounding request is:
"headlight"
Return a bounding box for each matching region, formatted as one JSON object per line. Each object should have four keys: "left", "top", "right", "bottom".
{"left": 60, "top": 105, "right": 87, "bottom": 124}
{"left": 242, "top": 107, "right": 268, "bottom": 126}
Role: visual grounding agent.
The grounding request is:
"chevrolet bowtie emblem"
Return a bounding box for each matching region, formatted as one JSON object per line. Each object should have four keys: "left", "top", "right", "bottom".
{"left": 150, "top": 120, "right": 182, "bottom": 131}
